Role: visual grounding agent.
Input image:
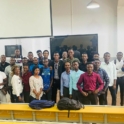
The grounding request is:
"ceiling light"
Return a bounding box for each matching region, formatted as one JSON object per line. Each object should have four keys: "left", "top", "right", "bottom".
{"left": 87, "top": 0, "right": 100, "bottom": 9}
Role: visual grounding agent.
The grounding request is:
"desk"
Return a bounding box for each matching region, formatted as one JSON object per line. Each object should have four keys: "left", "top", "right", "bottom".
{"left": 0, "top": 104, "right": 124, "bottom": 124}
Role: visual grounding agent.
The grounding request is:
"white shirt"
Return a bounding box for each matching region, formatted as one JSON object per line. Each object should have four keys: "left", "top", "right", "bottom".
{"left": 0, "top": 71, "right": 6, "bottom": 89}
{"left": 112, "top": 59, "right": 124, "bottom": 77}
{"left": 29, "top": 76, "right": 43, "bottom": 99}
{"left": 15, "top": 58, "right": 22, "bottom": 67}
{"left": 101, "top": 62, "right": 117, "bottom": 86}
{"left": 11, "top": 75, "right": 23, "bottom": 96}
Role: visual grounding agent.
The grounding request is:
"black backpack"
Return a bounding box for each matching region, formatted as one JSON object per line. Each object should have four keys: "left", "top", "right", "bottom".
{"left": 57, "top": 98, "right": 84, "bottom": 117}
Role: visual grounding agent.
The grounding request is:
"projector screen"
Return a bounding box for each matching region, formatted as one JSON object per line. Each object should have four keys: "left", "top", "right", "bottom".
{"left": 0, "top": 0, "right": 52, "bottom": 38}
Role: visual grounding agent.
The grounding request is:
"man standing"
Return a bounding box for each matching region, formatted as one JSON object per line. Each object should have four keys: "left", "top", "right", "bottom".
{"left": 29, "top": 57, "right": 43, "bottom": 74}
{"left": 69, "top": 61, "right": 84, "bottom": 100}
{"left": 5, "top": 57, "right": 16, "bottom": 102}
{"left": 66, "top": 49, "right": 80, "bottom": 69}
{"left": 36, "top": 50, "right": 43, "bottom": 63}
{"left": 94, "top": 59, "right": 109, "bottom": 105}
{"left": 41, "top": 59, "right": 53, "bottom": 100}
{"left": 61, "top": 62, "right": 72, "bottom": 98}
{"left": 60, "top": 51, "right": 68, "bottom": 62}
{"left": 27, "top": 52, "right": 34, "bottom": 67}
{"left": 0, "top": 55, "right": 9, "bottom": 72}
{"left": 77, "top": 63, "right": 104, "bottom": 105}
{"left": 93, "top": 53, "right": 100, "bottom": 61}
{"left": 73, "top": 46, "right": 81, "bottom": 59}
{"left": 0, "top": 71, "right": 7, "bottom": 102}
{"left": 40, "top": 50, "right": 52, "bottom": 66}
{"left": 79, "top": 53, "right": 88, "bottom": 72}
{"left": 22, "top": 57, "right": 28, "bottom": 66}
{"left": 14, "top": 49, "right": 23, "bottom": 69}
{"left": 51, "top": 52, "right": 64, "bottom": 102}
{"left": 101, "top": 52, "right": 117, "bottom": 105}
{"left": 78, "top": 44, "right": 85, "bottom": 55}
{"left": 113, "top": 52, "right": 124, "bottom": 106}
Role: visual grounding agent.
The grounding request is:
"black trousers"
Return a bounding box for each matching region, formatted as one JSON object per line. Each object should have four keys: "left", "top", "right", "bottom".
{"left": 24, "top": 91, "right": 30, "bottom": 103}
{"left": 98, "top": 92, "right": 107, "bottom": 105}
{"left": 8, "top": 86, "right": 14, "bottom": 103}
{"left": 44, "top": 88, "right": 52, "bottom": 101}
{"left": 106, "top": 86, "right": 116, "bottom": 106}
{"left": 63, "top": 87, "right": 69, "bottom": 98}
{"left": 52, "top": 79, "right": 60, "bottom": 103}
{"left": 13, "top": 93, "right": 23, "bottom": 103}
{"left": 72, "top": 89, "right": 79, "bottom": 100}
{"left": 81, "top": 92, "right": 97, "bottom": 105}
{"left": 117, "top": 77, "right": 124, "bottom": 106}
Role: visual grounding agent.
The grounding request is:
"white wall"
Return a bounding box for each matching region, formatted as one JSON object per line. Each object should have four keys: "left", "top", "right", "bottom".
{"left": 0, "top": 38, "right": 50, "bottom": 59}
{"left": 0, "top": 0, "right": 118, "bottom": 59}
{"left": 52, "top": 0, "right": 117, "bottom": 58}
{"left": 18, "top": 38, "right": 50, "bottom": 57}
{"left": 117, "top": 0, "right": 124, "bottom": 53}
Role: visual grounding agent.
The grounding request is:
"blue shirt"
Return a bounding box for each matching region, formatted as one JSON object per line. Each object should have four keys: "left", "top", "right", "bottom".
{"left": 69, "top": 69, "right": 84, "bottom": 94}
{"left": 29, "top": 64, "right": 43, "bottom": 74}
{"left": 60, "top": 70, "right": 72, "bottom": 96}
{"left": 41, "top": 67, "right": 53, "bottom": 90}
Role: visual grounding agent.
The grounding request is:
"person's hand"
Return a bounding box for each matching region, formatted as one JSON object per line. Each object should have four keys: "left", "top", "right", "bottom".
{"left": 18, "top": 96, "right": 22, "bottom": 101}
{"left": 81, "top": 91, "right": 88, "bottom": 97}
{"left": 37, "top": 91, "right": 41, "bottom": 96}
{"left": 70, "top": 95, "right": 72, "bottom": 99}
{"left": 113, "top": 85, "right": 116, "bottom": 89}
{"left": 93, "top": 89, "right": 99, "bottom": 94}
{"left": 36, "top": 93, "right": 40, "bottom": 100}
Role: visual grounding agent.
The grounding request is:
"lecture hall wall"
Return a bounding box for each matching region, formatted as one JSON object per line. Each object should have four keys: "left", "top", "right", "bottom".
{"left": 0, "top": 0, "right": 120, "bottom": 59}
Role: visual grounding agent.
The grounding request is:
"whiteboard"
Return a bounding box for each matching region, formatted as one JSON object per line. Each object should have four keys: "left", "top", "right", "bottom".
{"left": 0, "top": 0, "right": 52, "bottom": 38}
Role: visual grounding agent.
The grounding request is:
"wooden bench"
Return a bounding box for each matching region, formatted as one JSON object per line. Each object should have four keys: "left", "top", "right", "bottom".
{"left": 0, "top": 104, "right": 124, "bottom": 124}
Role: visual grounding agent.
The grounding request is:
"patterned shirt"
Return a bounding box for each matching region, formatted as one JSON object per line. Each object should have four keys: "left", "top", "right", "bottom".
{"left": 94, "top": 68, "right": 109, "bottom": 90}
{"left": 66, "top": 57, "right": 80, "bottom": 70}
{"left": 41, "top": 67, "right": 53, "bottom": 90}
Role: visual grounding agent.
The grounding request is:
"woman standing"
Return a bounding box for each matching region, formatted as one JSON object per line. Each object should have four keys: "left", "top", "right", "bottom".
{"left": 11, "top": 65, "right": 23, "bottom": 103}
{"left": 29, "top": 66, "right": 44, "bottom": 102}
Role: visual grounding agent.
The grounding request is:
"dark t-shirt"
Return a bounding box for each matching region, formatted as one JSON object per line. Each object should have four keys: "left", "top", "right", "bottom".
{"left": 79, "top": 62, "right": 87, "bottom": 72}
{"left": 0, "top": 62, "right": 10, "bottom": 72}
{"left": 27, "top": 60, "right": 34, "bottom": 67}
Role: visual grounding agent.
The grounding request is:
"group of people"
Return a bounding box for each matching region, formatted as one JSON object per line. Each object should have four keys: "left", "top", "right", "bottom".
{"left": 0, "top": 48, "right": 123, "bottom": 106}
{"left": 52, "top": 44, "right": 97, "bottom": 62}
